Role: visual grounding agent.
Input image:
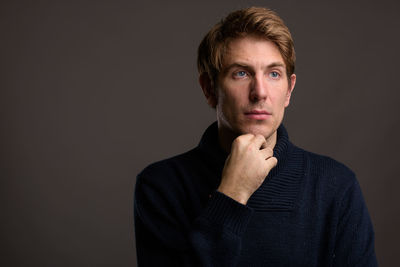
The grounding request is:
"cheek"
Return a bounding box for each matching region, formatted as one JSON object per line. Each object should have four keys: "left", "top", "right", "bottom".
{"left": 217, "top": 89, "right": 244, "bottom": 119}
{"left": 273, "top": 86, "right": 291, "bottom": 104}
{"left": 219, "top": 94, "right": 235, "bottom": 116}
{"left": 218, "top": 87, "right": 241, "bottom": 106}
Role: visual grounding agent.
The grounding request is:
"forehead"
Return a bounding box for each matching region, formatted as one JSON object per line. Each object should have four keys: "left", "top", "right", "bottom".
{"left": 222, "top": 35, "right": 285, "bottom": 68}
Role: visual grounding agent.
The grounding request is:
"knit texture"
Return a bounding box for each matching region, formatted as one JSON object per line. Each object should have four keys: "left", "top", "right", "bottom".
{"left": 134, "top": 122, "right": 377, "bottom": 266}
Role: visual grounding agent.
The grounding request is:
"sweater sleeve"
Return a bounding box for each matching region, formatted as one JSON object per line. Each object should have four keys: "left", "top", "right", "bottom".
{"left": 134, "top": 174, "right": 253, "bottom": 267}
{"left": 333, "top": 179, "right": 378, "bottom": 267}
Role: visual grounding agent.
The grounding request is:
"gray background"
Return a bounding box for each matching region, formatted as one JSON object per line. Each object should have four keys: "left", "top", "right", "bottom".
{"left": 1, "top": 0, "right": 399, "bottom": 266}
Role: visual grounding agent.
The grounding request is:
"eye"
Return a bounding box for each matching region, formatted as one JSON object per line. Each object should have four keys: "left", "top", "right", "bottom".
{"left": 233, "top": 71, "right": 248, "bottom": 78}
{"left": 269, "top": 71, "right": 280, "bottom": 78}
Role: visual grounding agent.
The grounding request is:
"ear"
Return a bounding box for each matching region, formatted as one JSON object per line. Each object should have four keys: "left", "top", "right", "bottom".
{"left": 199, "top": 73, "right": 217, "bottom": 108}
{"left": 284, "top": 74, "right": 296, "bottom": 107}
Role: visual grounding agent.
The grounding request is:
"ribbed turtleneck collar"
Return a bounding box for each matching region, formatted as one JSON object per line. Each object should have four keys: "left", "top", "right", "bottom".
{"left": 198, "top": 121, "right": 304, "bottom": 211}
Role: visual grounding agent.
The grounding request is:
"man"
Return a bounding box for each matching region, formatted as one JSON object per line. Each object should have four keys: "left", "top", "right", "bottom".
{"left": 134, "top": 7, "right": 377, "bottom": 266}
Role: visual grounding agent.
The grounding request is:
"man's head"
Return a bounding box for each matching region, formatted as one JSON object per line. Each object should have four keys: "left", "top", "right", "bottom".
{"left": 197, "top": 7, "right": 296, "bottom": 146}
{"left": 197, "top": 7, "right": 295, "bottom": 91}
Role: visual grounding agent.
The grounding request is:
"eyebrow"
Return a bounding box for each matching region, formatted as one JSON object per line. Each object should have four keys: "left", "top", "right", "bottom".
{"left": 267, "top": 62, "right": 286, "bottom": 69}
{"left": 223, "top": 61, "right": 286, "bottom": 72}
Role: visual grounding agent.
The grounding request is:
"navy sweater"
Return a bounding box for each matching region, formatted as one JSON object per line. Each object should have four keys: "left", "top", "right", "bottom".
{"left": 134, "top": 122, "right": 377, "bottom": 266}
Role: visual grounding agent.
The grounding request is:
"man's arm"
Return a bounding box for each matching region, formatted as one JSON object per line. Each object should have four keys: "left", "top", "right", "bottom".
{"left": 134, "top": 178, "right": 253, "bottom": 267}
{"left": 134, "top": 134, "right": 277, "bottom": 266}
{"left": 333, "top": 179, "right": 378, "bottom": 266}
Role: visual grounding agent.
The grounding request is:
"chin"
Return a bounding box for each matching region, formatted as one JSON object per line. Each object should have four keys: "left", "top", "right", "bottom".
{"left": 238, "top": 123, "right": 274, "bottom": 138}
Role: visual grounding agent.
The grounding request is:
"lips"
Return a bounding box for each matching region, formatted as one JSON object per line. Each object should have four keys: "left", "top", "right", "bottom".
{"left": 245, "top": 110, "right": 271, "bottom": 115}
{"left": 244, "top": 110, "right": 271, "bottom": 120}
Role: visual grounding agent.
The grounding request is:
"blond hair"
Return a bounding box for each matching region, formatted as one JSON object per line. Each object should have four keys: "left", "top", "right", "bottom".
{"left": 197, "top": 7, "right": 296, "bottom": 84}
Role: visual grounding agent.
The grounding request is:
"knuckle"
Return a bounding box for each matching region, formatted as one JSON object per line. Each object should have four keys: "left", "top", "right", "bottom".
{"left": 235, "top": 134, "right": 252, "bottom": 144}
{"left": 245, "top": 134, "right": 255, "bottom": 141}
{"left": 233, "top": 136, "right": 243, "bottom": 145}
{"left": 263, "top": 148, "right": 273, "bottom": 157}
{"left": 264, "top": 157, "right": 277, "bottom": 169}
{"left": 254, "top": 134, "right": 265, "bottom": 142}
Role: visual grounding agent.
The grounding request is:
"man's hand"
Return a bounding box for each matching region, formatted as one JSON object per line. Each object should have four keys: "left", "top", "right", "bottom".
{"left": 217, "top": 134, "right": 277, "bottom": 205}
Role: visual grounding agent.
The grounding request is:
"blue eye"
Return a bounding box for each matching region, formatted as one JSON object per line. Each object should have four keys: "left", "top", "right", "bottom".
{"left": 270, "top": 71, "right": 280, "bottom": 78}
{"left": 235, "top": 71, "right": 247, "bottom": 78}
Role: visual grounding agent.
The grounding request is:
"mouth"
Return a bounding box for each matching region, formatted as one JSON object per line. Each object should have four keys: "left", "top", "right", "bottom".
{"left": 244, "top": 110, "right": 271, "bottom": 120}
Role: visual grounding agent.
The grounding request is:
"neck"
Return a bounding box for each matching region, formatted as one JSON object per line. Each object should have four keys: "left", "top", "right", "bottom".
{"left": 217, "top": 124, "right": 278, "bottom": 154}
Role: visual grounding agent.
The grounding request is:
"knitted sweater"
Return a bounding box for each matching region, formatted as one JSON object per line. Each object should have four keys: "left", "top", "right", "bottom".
{"left": 134, "top": 122, "right": 377, "bottom": 266}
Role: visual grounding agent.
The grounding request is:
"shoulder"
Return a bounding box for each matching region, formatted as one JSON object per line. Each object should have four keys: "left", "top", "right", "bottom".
{"left": 134, "top": 148, "right": 201, "bottom": 217}
{"left": 305, "top": 150, "right": 354, "bottom": 176}
{"left": 300, "top": 148, "right": 357, "bottom": 191}
{"left": 137, "top": 147, "right": 200, "bottom": 187}
{"left": 294, "top": 147, "right": 366, "bottom": 216}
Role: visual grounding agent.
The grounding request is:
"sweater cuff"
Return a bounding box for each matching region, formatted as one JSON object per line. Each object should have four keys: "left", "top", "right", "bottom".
{"left": 201, "top": 191, "right": 253, "bottom": 236}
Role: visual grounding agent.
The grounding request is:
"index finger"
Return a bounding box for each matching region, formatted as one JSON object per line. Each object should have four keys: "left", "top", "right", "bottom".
{"left": 252, "top": 134, "right": 268, "bottom": 149}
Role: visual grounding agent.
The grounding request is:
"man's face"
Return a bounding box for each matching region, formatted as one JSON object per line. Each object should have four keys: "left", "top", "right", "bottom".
{"left": 213, "top": 35, "right": 296, "bottom": 140}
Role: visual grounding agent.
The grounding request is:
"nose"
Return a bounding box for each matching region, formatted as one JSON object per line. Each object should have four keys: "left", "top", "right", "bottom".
{"left": 249, "top": 74, "right": 268, "bottom": 102}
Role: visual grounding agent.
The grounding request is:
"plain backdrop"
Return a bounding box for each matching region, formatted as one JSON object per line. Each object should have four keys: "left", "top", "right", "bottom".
{"left": 1, "top": 0, "right": 399, "bottom": 266}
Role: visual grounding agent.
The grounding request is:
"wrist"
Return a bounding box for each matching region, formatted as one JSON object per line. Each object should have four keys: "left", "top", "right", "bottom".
{"left": 217, "top": 185, "right": 250, "bottom": 205}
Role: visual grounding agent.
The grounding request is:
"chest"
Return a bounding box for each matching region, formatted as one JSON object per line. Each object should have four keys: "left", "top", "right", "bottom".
{"left": 238, "top": 211, "right": 335, "bottom": 266}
